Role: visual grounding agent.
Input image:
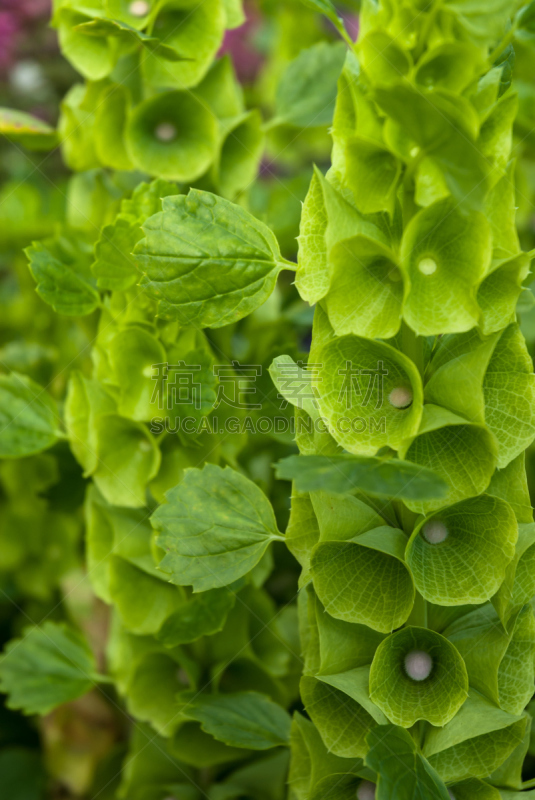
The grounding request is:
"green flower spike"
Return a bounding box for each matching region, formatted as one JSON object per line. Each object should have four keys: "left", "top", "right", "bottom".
{"left": 369, "top": 626, "right": 469, "bottom": 727}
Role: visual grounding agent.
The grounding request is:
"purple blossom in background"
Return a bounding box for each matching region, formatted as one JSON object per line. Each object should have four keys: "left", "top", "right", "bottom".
{"left": 0, "top": 0, "right": 51, "bottom": 75}
{"left": 340, "top": 12, "right": 359, "bottom": 41}
{"left": 218, "top": 3, "right": 265, "bottom": 83}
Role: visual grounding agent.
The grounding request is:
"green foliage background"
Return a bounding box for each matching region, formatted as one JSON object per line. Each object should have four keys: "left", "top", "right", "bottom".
{"left": 2, "top": 0, "right": 535, "bottom": 799}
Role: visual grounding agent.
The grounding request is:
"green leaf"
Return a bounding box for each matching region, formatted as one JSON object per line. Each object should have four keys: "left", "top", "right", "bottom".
{"left": 125, "top": 92, "right": 218, "bottom": 182}
{"left": 276, "top": 454, "right": 448, "bottom": 501}
{"left": 271, "top": 42, "right": 346, "bottom": 129}
{"left": 365, "top": 724, "right": 451, "bottom": 800}
{"left": 406, "top": 494, "right": 518, "bottom": 606}
{"left": 136, "top": 190, "right": 292, "bottom": 326}
{"left": 369, "top": 626, "right": 468, "bottom": 727}
{"left": 310, "top": 526, "right": 415, "bottom": 633}
{"left": 423, "top": 691, "right": 528, "bottom": 783}
{"left": 26, "top": 234, "right": 99, "bottom": 316}
{"left": 152, "top": 464, "right": 282, "bottom": 591}
{"left": 0, "top": 108, "right": 59, "bottom": 150}
{"left": 0, "top": 372, "right": 60, "bottom": 458}
{"left": 186, "top": 692, "right": 291, "bottom": 750}
{"left": 400, "top": 198, "right": 491, "bottom": 336}
{"left": 0, "top": 621, "right": 101, "bottom": 715}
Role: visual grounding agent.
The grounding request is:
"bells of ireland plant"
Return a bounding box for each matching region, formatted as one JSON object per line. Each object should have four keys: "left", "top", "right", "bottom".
{"left": 271, "top": 0, "right": 535, "bottom": 796}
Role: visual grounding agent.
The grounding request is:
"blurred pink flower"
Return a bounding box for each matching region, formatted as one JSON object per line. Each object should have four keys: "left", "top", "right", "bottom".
{"left": 0, "top": 12, "right": 20, "bottom": 72}
{"left": 218, "top": 4, "right": 265, "bottom": 84}
{"left": 0, "top": 0, "right": 51, "bottom": 75}
{"left": 340, "top": 12, "right": 359, "bottom": 41}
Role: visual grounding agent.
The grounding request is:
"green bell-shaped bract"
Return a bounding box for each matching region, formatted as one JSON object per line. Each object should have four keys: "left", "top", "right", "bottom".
{"left": 399, "top": 198, "right": 492, "bottom": 336}
{"left": 65, "top": 372, "right": 160, "bottom": 506}
{"left": 285, "top": 490, "right": 320, "bottom": 586}
{"left": 91, "top": 178, "right": 178, "bottom": 291}
{"left": 93, "top": 83, "right": 133, "bottom": 171}
{"left": 142, "top": 0, "right": 225, "bottom": 89}
{"left": 313, "top": 333, "right": 423, "bottom": 455}
{"left": 126, "top": 90, "right": 218, "bottom": 181}
{"left": 399, "top": 404, "right": 498, "bottom": 514}
{"left": 310, "top": 526, "right": 415, "bottom": 633}
{"left": 477, "top": 253, "right": 530, "bottom": 335}
{"left": 369, "top": 626, "right": 468, "bottom": 727}
{"left": 343, "top": 137, "right": 401, "bottom": 216}
{"left": 303, "top": 585, "right": 385, "bottom": 676}
{"left": 107, "top": 326, "right": 166, "bottom": 422}
{"left": 289, "top": 712, "right": 364, "bottom": 800}
{"left": 492, "top": 523, "right": 535, "bottom": 624}
{"left": 413, "top": 42, "right": 484, "bottom": 93}
{"left": 358, "top": 31, "right": 412, "bottom": 87}
{"left": 422, "top": 691, "right": 528, "bottom": 784}
{"left": 211, "top": 111, "right": 264, "bottom": 200}
{"left": 53, "top": 8, "right": 118, "bottom": 81}
{"left": 487, "top": 453, "right": 533, "bottom": 525}
{"left": 445, "top": 603, "right": 535, "bottom": 715}
{"left": 107, "top": 617, "right": 192, "bottom": 736}
{"left": 296, "top": 166, "right": 388, "bottom": 307}
{"left": 406, "top": 494, "right": 517, "bottom": 606}
{"left": 372, "top": 83, "right": 489, "bottom": 210}
{"left": 300, "top": 669, "right": 385, "bottom": 759}
{"left": 324, "top": 236, "right": 402, "bottom": 340}
{"left": 425, "top": 324, "right": 535, "bottom": 468}
{"left": 59, "top": 82, "right": 102, "bottom": 172}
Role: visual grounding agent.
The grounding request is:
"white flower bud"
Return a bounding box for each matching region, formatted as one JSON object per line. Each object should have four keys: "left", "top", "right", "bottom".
{"left": 404, "top": 650, "right": 433, "bottom": 681}
{"left": 418, "top": 257, "right": 437, "bottom": 275}
{"left": 389, "top": 387, "right": 413, "bottom": 409}
{"left": 155, "top": 122, "right": 177, "bottom": 142}
{"left": 357, "top": 780, "right": 376, "bottom": 800}
{"left": 423, "top": 520, "right": 448, "bottom": 544}
{"left": 129, "top": 0, "right": 150, "bottom": 16}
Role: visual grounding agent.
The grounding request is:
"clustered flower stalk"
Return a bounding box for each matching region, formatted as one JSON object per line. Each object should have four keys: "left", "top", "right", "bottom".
{"left": 284, "top": 0, "right": 535, "bottom": 795}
